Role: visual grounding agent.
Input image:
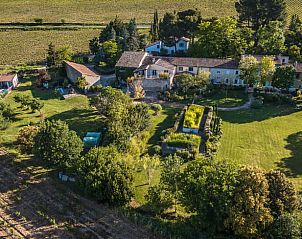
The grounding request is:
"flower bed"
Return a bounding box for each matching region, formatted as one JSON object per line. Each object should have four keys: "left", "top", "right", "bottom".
{"left": 165, "top": 132, "right": 201, "bottom": 151}
{"left": 183, "top": 104, "right": 204, "bottom": 134}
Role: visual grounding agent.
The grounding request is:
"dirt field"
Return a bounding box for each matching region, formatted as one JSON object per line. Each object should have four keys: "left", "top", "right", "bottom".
{"left": 0, "top": 149, "right": 155, "bottom": 239}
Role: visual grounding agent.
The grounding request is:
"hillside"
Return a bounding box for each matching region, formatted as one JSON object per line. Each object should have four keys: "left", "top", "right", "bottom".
{"left": 0, "top": 0, "right": 300, "bottom": 24}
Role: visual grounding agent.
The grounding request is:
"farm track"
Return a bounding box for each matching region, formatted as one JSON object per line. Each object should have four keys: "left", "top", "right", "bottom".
{"left": 0, "top": 155, "right": 156, "bottom": 239}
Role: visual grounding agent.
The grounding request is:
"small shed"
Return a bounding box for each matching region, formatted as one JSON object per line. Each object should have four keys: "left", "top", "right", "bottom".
{"left": 83, "top": 132, "right": 102, "bottom": 148}
{"left": 0, "top": 73, "right": 18, "bottom": 91}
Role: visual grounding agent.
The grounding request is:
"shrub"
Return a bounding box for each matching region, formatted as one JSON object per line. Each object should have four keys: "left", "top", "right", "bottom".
{"left": 183, "top": 104, "right": 204, "bottom": 129}
{"left": 149, "top": 145, "right": 162, "bottom": 155}
{"left": 33, "top": 18, "right": 43, "bottom": 24}
{"left": 29, "top": 99, "right": 44, "bottom": 113}
{"left": 17, "top": 125, "right": 39, "bottom": 153}
{"left": 165, "top": 133, "right": 201, "bottom": 151}
{"left": 270, "top": 213, "right": 301, "bottom": 239}
{"left": 33, "top": 120, "right": 83, "bottom": 169}
{"left": 0, "top": 113, "right": 10, "bottom": 130}
{"left": 251, "top": 97, "right": 264, "bottom": 109}
{"left": 75, "top": 76, "right": 89, "bottom": 92}
{"left": 0, "top": 101, "right": 15, "bottom": 119}
{"left": 150, "top": 104, "right": 162, "bottom": 115}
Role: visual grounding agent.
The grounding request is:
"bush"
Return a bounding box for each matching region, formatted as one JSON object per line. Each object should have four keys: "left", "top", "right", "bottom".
{"left": 17, "top": 125, "right": 39, "bottom": 153}
{"left": 29, "top": 99, "right": 44, "bottom": 113}
{"left": 33, "top": 120, "right": 83, "bottom": 169}
{"left": 165, "top": 133, "right": 201, "bottom": 151}
{"left": 149, "top": 145, "right": 162, "bottom": 155}
{"left": 0, "top": 101, "right": 15, "bottom": 119}
{"left": 270, "top": 213, "right": 301, "bottom": 239}
{"left": 77, "top": 146, "right": 134, "bottom": 206}
{"left": 150, "top": 104, "right": 162, "bottom": 115}
{"left": 251, "top": 97, "right": 264, "bottom": 109}
{"left": 183, "top": 104, "right": 204, "bottom": 129}
{"left": 0, "top": 113, "right": 10, "bottom": 130}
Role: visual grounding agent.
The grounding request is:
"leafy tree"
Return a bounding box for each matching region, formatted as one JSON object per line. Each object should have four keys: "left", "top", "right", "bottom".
{"left": 175, "top": 73, "right": 193, "bottom": 96}
{"left": 190, "top": 17, "right": 248, "bottom": 58}
{"left": 89, "top": 37, "right": 100, "bottom": 55}
{"left": 0, "top": 100, "right": 15, "bottom": 119}
{"left": 194, "top": 70, "right": 210, "bottom": 88}
{"left": 270, "top": 213, "right": 302, "bottom": 239}
{"left": 29, "top": 99, "right": 44, "bottom": 113}
{"left": 176, "top": 9, "right": 202, "bottom": 43}
{"left": 17, "top": 125, "right": 39, "bottom": 153}
{"left": 239, "top": 55, "right": 260, "bottom": 86}
{"left": 77, "top": 146, "right": 134, "bottom": 206}
{"left": 180, "top": 159, "right": 238, "bottom": 233}
{"left": 259, "top": 56, "right": 276, "bottom": 85}
{"left": 288, "top": 45, "right": 301, "bottom": 61}
{"left": 289, "top": 14, "right": 302, "bottom": 32}
{"left": 33, "top": 120, "right": 83, "bottom": 169}
{"left": 256, "top": 21, "right": 286, "bottom": 55}
{"left": 75, "top": 76, "right": 89, "bottom": 92}
{"left": 272, "top": 65, "right": 295, "bottom": 89}
{"left": 46, "top": 42, "right": 56, "bottom": 66}
{"left": 225, "top": 166, "right": 273, "bottom": 238}
{"left": 141, "top": 154, "right": 160, "bottom": 185}
{"left": 99, "top": 40, "right": 120, "bottom": 67}
{"left": 265, "top": 170, "right": 299, "bottom": 217}
{"left": 235, "top": 0, "right": 287, "bottom": 31}
{"left": 56, "top": 45, "right": 73, "bottom": 64}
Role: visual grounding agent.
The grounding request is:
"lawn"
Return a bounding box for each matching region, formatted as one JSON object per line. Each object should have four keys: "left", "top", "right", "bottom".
{"left": 216, "top": 104, "right": 302, "bottom": 190}
{"left": 0, "top": 29, "right": 99, "bottom": 65}
{"left": 0, "top": 77, "right": 102, "bottom": 146}
{"left": 0, "top": 0, "right": 299, "bottom": 24}
{"left": 196, "top": 88, "right": 248, "bottom": 107}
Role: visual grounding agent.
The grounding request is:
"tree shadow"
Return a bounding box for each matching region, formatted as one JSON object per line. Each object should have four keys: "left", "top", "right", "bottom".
{"left": 49, "top": 108, "right": 104, "bottom": 137}
{"left": 147, "top": 107, "right": 179, "bottom": 146}
{"left": 219, "top": 104, "right": 298, "bottom": 124}
{"left": 276, "top": 131, "right": 302, "bottom": 177}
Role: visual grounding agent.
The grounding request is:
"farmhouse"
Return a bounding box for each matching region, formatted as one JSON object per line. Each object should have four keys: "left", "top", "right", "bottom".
{"left": 0, "top": 73, "right": 18, "bottom": 93}
{"left": 144, "top": 37, "right": 190, "bottom": 55}
{"left": 64, "top": 61, "right": 101, "bottom": 88}
{"left": 294, "top": 62, "right": 302, "bottom": 89}
{"left": 116, "top": 51, "right": 242, "bottom": 92}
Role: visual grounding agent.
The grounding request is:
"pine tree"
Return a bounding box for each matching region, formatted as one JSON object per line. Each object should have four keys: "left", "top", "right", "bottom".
{"left": 150, "top": 10, "right": 159, "bottom": 42}
{"left": 46, "top": 42, "right": 56, "bottom": 66}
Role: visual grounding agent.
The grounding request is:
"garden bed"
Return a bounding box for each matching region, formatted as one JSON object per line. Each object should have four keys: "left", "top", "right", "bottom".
{"left": 164, "top": 132, "right": 201, "bottom": 153}
{"left": 183, "top": 104, "right": 204, "bottom": 133}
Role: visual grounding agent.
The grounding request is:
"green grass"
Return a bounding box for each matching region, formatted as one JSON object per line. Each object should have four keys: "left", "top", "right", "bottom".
{"left": 0, "top": 77, "right": 102, "bottom": 146}
{"left": 196, "top": 88, "right": 248, "bottom": 107}
{"left": 0, "top": 0, "right": 300, "bottom": 24}
{"left": 0, "top": 29, "right": 99, "bottom": 65}
{"left": 216, "top": 104, "right": 302, "bottom": 190}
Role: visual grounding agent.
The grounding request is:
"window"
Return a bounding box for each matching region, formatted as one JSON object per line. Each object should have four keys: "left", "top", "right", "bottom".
{"left": 152, "top": 70, "right": 157, "bottom": 76}
{"left": 282, "top": 58, "right": 285, "bottom": 63}
{"left": 235, "top": 71, "right": 239, "bottom": 75}
{"left": 189, "top": 67, "right": 194, "bottom": 72}
{"left": 179, "top": 67, "right": 183, "bottom": 71}
{"left": 225, "top": 79, "right": 229, "bottom": 84}
{"left": 217, "top": 71, "right": 221, "bottom": 74}
{"left": 297, "top": 73, "right": 301, "bottom": 79}
{"left": 157, "top": 45, "right": 160, "bottom": 49}
{"left": 179, "top": 43, "right": 184, "bottom": 47}
{"left": 164, "top": 70, "right": 169, "bottom": 73}
{"left": 234, "top": 79, "right": 238, "bottom": 84}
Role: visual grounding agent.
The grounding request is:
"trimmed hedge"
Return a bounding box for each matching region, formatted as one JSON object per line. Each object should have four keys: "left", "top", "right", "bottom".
{"left": 165, "top": 133, "right": 201, "bottom": 150}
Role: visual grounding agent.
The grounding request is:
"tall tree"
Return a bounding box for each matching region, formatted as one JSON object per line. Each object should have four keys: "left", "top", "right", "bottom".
{"left": 256, "top": 21, "right": 286, "bottom": 55}
{"left": 89, "top": 37, "right": 100, "bottom": 55}
{"left": 239, "top": 55, "right": 260, "bottom": 86}
{"left": 289, "top": 14, "right": 302, "bottom": 31}
{"left": 126, "top": 18, "right": 140, "bottom": 51}
{"left": 159, "top": 12, "right": 178, "bottom": 47}
{"left": 176, "top": 9, "right": 202, "bottom": 43}
{"left": 272, "top": 65, "right": 295, "bottom": 89}
{"left": 189, "top": 17, "right": 249, "bottom": 58}
{"left": 46, "top": 42, "right": 56, "bottom": 66}
{"left": 259, "top": 56, "right": 276, "bottom": 85}
{"left": 77, "top": 146, "right": 134, "bottom": 206}
{"left": 235, "top": 0, "right": 287, "bottom": 31}
{"left": 150, "top": 10, "right": 160, "bottom": 42}
{"left": 56, "top": 45, "right": 73, "bottom": 64}
{"left": 225, "top": 166, "right": 273, "bottom": 238}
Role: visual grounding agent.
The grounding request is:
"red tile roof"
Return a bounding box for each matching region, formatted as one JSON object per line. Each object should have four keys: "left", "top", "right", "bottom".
{"left": 64, "top": 61, "right": 100, "bottom": 77}
{"left": 0, "top": 73, "right": 17, "bottom": 82}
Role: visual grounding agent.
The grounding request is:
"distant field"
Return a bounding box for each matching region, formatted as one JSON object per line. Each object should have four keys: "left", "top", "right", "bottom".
{"left": 0, "top": 0, "right": 300, "bottom": 23}
{"left": 0, "top": 29, "right": 99, "bottom": 65}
